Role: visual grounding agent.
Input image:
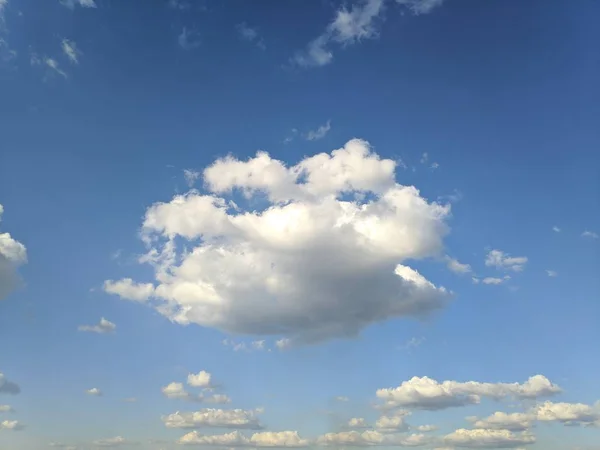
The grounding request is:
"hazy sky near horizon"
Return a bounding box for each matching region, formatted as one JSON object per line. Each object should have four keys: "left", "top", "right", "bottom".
{"left": 1, "top": 0, "right": 599, "bottom": 449}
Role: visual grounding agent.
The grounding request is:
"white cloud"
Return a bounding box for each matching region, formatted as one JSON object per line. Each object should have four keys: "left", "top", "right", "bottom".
{"left": 78, "top": 317, "right": 116, "bottom": 334}
{"left": 396, "top": 0, "right": 445, "bottom": 15}
{"left": 163, "top": 408, "right": 263, "bottom": 429}
{"left": 430, "top": 162, "right": 440, "bottom": 170}
{"left": 305, "top": 120, "right": 331, "bottom": 141}
{"left": 187, "top": 370, "right": 213, "bottom": 388}
{"left": 532, "top": 401, "right": 600, "bottom": 426}
{"left": 335, "top": 396, "right": 349, "bottom": 402}
{"left": 61, "top": 38, "right": 80, "bottom": 64}
{"left": 468, "top": 412, "right": 533, "bottom": 431}
{"left": 376, "top": 375, "right": 560, "bottom": 410}
{"left": 347, "top": 417, "right": 369, "bottom": 428}
{"left": 445, "top": 256, "right": 471, "bottom": 274}
{"left": 162, "top": 382, "right": 202, "bottom": 402}
{"left": 0, "top": 419, "right": 23, "bottom": 430}
{"left": 485, "top": 249, "right": 528, "bottom": 272}
{"left": 60, "top": 0, "right": 96, "bottom": 9}
{"left": 206, "top": 394, "right": 232, "bottom": 404}
{"left": 103, "top": 278, "right": 154, "bottom": 301}
{"left": 444, "top": 428, "right": 535, "bottom": 448}
{"left": 275, "top": 338, "right": 291, "bottom": 351}
{"left": 103, "top": 139, "right": 452, "bottom": 344}
{"left": 178, "top": 27, "right": 201, "bottom": 49}
{"left": 581, "top": 230, "right": 599, "bottom": 239}
{"left": 222, "top": 338, "right": 267, "bottom": 352}
{"left": 0, "top": 373, "right": 20, "bottom": 394}
{"left": 236, "top": 23, "right": 265, "bottom": 50}
{"left": 375, "top": 413, "right": 410, "bottom": 432}
{"left": 92, "top": 436, "right": 136, "bottom": 447}
{"left": 0, "top": 205, "right": 28, "bottom": 302}
{"left": 552, "top": 226, "right": 561, "bottom": 233}
{"left": 0, "top": 405, "right": 13, "bottom": 412}
{"left": 184, "top": 169, "right": 202, "bottom": 187}
{"left": 481, "top": 276, "right": 509, "bottom": 285}
{"left": 178, "top": 430, "right": 309, "bottom": 447}
{"left": 317, "top": 430, "right": 430, "bottom": 447}
{"left": 415, "top": 424, "right": 437, "bottom": 432}
{"left": 546, "top": 270, "right": 558, "bottom": 277}
{"left": 420, "top": 153, "right": 428, "bottom": 164}
{"left": 85, "top": 387, "right": 102, "bottom": 396}
{"left": 44, "top": 57, "right": 67, "bottom": 78}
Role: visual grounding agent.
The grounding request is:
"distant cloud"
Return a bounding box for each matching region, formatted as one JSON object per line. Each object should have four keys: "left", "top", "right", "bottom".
{"left": 347, "top": 417, "right": 369, "bottom": 428}
{"left": 445, "top": 256, "right": 471, "bottom": 274}
{"left": 481, "top": 276, "right": 510, "bottom": 285}
{"left": 78, "top": 317, "right": 116, "bottom": 334}
{"left": 85, "top": 387, "right": 102, "bottom": 396}
{"left": 430, "top": 162, "right": 440, "bottom": 170}
{"left": 103, "top": 278, "right": 154, "bottom": 302}
{"left": 420, "top": 153, "right": 429, "bottom": 164}
{"left": 485, "top": 249, "right": 528, "bottom": 272}
{"left": 0, "top": 419, "right": 23, "bottom": 430}
{"left": 163, "top": 408, "right": 264, "bottom": 429}
{"left": 0, "top": 204, "right": 28, "bottom": 302}
{"left": 581, "top": 230, "right": 598, "bottom": 239}
{"left": 444, "top": 428, "right": 534, "bottom": 448}
{"left": 552, "top": 226, "right": 561, "bottom": 233}
{"left": 60, "top": 0, "right": 96, "bottom": 9}
{"left": 61, "top": 38, "right": 80, "bottom": 64}
{"left": 222, "top": 338, "right": 267, "bottom": 352}
{"left": 178, "top": 27, "right": 201, "bottom": 49}
{"left": 0, "top": 405, "right": 14, "bottom": 412}
{"left": 275, "top": 338, "right": 291, "bottom": 351}
{"left": 161, "top": 382, "right": 203, "bottom": 402}
{"left": 291, "top": 0, "right": 446, "bottom": 67}
{"left": 92, "top": 436, "right": 137, "bottom": 447}
{"left": 184, "top": 169, "right": 201, "bottom": 187}
{"left": 305, "top": 120, "right": 331, "bottom": 141}
{"left": 236, "top": 22, "right": 265, "bottom": 50}
{"left": 168, "top": 0, "right": 190, "bottom": 10}
{"left": 400, "top": 337, "right": 425, "bottom": 351}
{"left": 0, "top": 373, "right": 20, "bottom": 395}
{"left": 44, "top": 57, "right": 67, "bottom": 78}
{"left": 546, "top": 270, "right": 558, "bottom": 277}
{"left": 187, "top": 370, "right": 213, "bottom": 388}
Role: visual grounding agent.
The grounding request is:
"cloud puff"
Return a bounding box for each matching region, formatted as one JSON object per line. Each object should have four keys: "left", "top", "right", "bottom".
{"left": 161, "top": 382, "right": 202, "bottom": 402}
{"left": 532, "top": 401, "right": 600, "bottom": 426}
{"left": 485, "top": 250, "right": 528, "bottom": 272}
{"left": 78, "top": 317, "right": 116, "bottom": 334}
{"left": 443, "top": 428, "right": 535, "bottom": 448}
{"left": 187, "top": 370, "right": 213, "bottom": 388}
{"left": 305, "top": 121, "right": 331, "bottom": 141}
{"left": 347, "top": 417, "right": 369, "bottom": 428}
{"left": 85, "top": 387, "right": 102, "bottom": 396}
{"left": 0, "top": 405, "right": 14, "bottom": 412}
{"left": 60, "top": 0, "right": 96, "bottom": 9}
{"left": 468, "top": 412, "right": 533, "bottom": 431}
{"left": 178, "top": 430, "right": 309, "bottom": 447}
{"left": 445, "top": 256, "right": 471, "bottom": 274}
{"left": 0, "top": 205, "right": 27, "bottom": 301}
{"left": 163, "top": 408, "right": 263, "bottom": 429}
{"left": 103, "top": 139, "right": 452, "bottom": 344}
{"left": 375, "top": 375, "right": 560, "bottom": 410}
{"left": 0, "top": 419, "right": 23, "bottom": 430}
{"left": 0, "top": 373, "right": 20, "bottom": 395}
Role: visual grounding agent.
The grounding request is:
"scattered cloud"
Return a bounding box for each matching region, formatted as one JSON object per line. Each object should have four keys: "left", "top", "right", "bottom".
{"left": 552, "top": 226, "right": 561, "bottom": 233}
{"left": 481, "top": 276, "right": 510, "bottom": 285}
{"left": 581, "top": 230, "right": 598, "bottom": 239}
{"left": 415, "top": 424, "right": 437, "bottom": 432}
{"left": 376, "top": 375, "right": 560, "bottom": 410}
{"left": 103, "top": 139, "right": 452, "bottom": 345}
{"left": 60, "top": 0, "right": 97, "bottom": 9}
{"left": 400, "top": 337, "right": 425, "bottom": 351}
{"left": 168, "top": 0, "right": 190, "bottom": 10}
{"left": 222, "top": 338, "right": 268, "bottom": 352}
{"left": 445, "top": 256, "right": 472, "bottom": 274}
{"left": 275, "top": 338, "right": 291, "bottom": 351}
{"left": 78, "top": 317, "right": 116, "bottom": 334}
{"left": 61, "top": 38, "right": 80, "bottom": 64}
{"left": 546, "top": 270, "right": 558, "bottom": 277}
{"left": 0, "top": 373, "right": 20, "bottom": 395}
{"left": 468, "top": 412, "right": 533, "bottom": 431}
{"left": 430, "top": 162, "right": 440, "bottom": 170}
{"left": 0, "top": 419, "right": 23, "bottom": 430}
{"left": 206, "top": 393, "right": 232, "bottom": 404}
{"left": 178, "top": 430, "right": 309, "bottom": 447}
{"left": 236, "top": 22, "right": 265, "bottom": 50}
{"left": 0, "top": 405, "right": 14, "bottom": 412}
{"left": 305, "top": 120, "right": 332, "bottom": 141}
{"left": 184, "top": 169, "right": 201, "bottom": 187}
{"left": 85, "top": 387, "right": 102, "bottom": 396}
{"left": 0, "top": 205, "right": 28, "bottom": 302}
{"left": 283, "top": 128, "right": 298, "bottom": 144}
{"left": 92, "top": 436, "right": 136, "bottom": 447}
{"left": 161, "top": 382, "right": 202, "bottom": 402}
{"left": 163, "top": 408, "right": 263, "bottom": 429}
{"left": 317, "top": 430, "right": 430, "bottom": 446}
{"left": 485, "top": 249, "right": 528, "bottom": 272}
{"left": 532, "top": 401, "right": 600, "bottom": 427}
{"left": 420, "top": 153, "right": 429, "bottom": 164}
{"left": 43, "top": 57, "right": 67, "bottom": 78}
{"left": 178, "top": 27, "right": 201, "bottom": 49}
{"left": 375, "top": 412, "right": 410, "bottom": 432}
{"left": 187, "top": 370, "right": 213, "bottom": 388}
{"left": 347, "top": 417, "right": 369, "bottom": 428}
{"left": 444, "top": 428, "right": 535, "bottom": 448}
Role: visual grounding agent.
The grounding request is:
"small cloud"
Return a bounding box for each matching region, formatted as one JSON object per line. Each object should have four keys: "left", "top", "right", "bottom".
{"left": 400, "top": 337, "right": 425, "bottom": 351}
{"left": 445, "top": 256, "right": 471, "bottom": 274}
{"left": 60, "top": 0, "right": 96, "bottom": 9}
{"left": 187, "top": 370, "right": 213, "bottom": 388}
{"left": 222, "top": 338, "right": 267, "bottom": 352}
{"left": 123, "top": 397, "right": 137, "bottom": 403}
{"left": 485, "top": 249, "right": 528, "bottom": 272}
{"left": 420, "top": 152, "right": 428, "bottom": 164}
{"left": 178, "top": 27, "right": 201, "bottom": 49}
{"left": 44, "top": 57, "right": 67, "bottom": 78}
{"left": 236, "top": 22, "right": 266, "bottom": 50}
{"left": 305, "top": 120, "right": 331, "bottom": 141}
{"left": 0, "top": 405, "right": 14, "bottom": 413}
{"left": 78, "top": 317, "right": 116, "bottom": 334}
{"left": 0, "top": 373, "right": 20, "bottom": 395}
{"left": 0, "top": 420, "right": 24, "bottom": 431}
{"left": 275, "top": 338, "right": 291, "bottom": 351}
{"left": 430, "top": 162, "right": 440, "bottom": 170}
{"left": 482, "top": 276, "right": 510, "bottom": 285}
{"left": 168, "top": 0, "right": 190, "bottom": 9}
{"left": 283, "top": 128, "right": 298, "bottom": 144}
{"left": 471, "top": 277, "right": 480, "bottom": 284}
{"left": 546, "top": 270, "right": 558, "bottom": 277}
{"left": 61, "top": 38, "right": 80, "bottom": 64}
{"left": 183, "top": 169, "right": 201, "bottom": 187}
{"left": 205, "top": 394, "right": 231, "bottom": 404}
{"left": 335, "top": 396, "right": 349, "bottom": 402}
{"left": 85, "top": 388, "right": 102, "bottom": 396}
{"left": 582, "top": 230, "right": 598, "bottom": 239}
{"left": 552, "top": 226, "right": 561, "bottom": 233}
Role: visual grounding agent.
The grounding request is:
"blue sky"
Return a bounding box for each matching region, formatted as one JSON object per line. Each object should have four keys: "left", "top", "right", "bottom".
{"left": 0, "top": 0, "right": 599, "bottom": 449}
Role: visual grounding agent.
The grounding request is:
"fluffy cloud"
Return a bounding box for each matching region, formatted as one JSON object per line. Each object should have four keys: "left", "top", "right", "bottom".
{"left": 103, "top": 139, "right": 452, "bottom": 344}
{"left": 178, "top": 430, "right": 309, "bottom": 447}
{"left": 0, "top": 419, "right": 23, "bottom": 430}
{"left": 445, "top": 256, "right": 471, "bottom": 274}
{"left": 485, "top": 250, "right": 528, "bottom": 272}
{"left": 317, "top": 430, "right": 430, "bottom": 447}
{"left": 532, "top": 401, "right": 600, "bottom": 426}
{"left": 348, "top": 417, "right": 369, "bottom": 428}
{"left": 468, "top": 412, "right": 533, "bottom": 431}
{"left": 78, "top": 317, "right": 116, "bottom": 334}
{"left": 187, "top": 370, "right": 213, "bottom": 388}
{"left": 0, "top": 373, "right": 20, "bottom": 395}
{"left": 481, "top": 276, "right": 510, "bottom": 285}
{"left": 581, "top": 230, "right": 599, "bottom": 239}
{"left": 85, "top": 387, "right": 102, "bottom": 396}
{"left": 0, "top": 205, "right": 27, "bottom": 301}
{"left": 375, "top": 412, "right": 410, "bottom": 432}
{"left": 375, "top": 375, "right": 560, "bottom": 410}
{"left": 161, "top": 382, "right": 202, "bottom": 402}
{"left": 443, "top": 429, "right": 535, "bottom": 448}
{"left": 415, "top": 425, "right": 437, "bottom": 432}
{"left": 163, "top": 408, "right": 263, "bottom": 429}
{"left": 236, "top": 23, "right": 266, "bottom": 50}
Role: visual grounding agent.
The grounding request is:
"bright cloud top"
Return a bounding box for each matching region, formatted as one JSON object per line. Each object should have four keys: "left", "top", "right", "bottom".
{"left": 0, "top": 204, "right": 27, "bottom": 301}
{"left": 104, "top": 139, "right": 452, "bottom": 344}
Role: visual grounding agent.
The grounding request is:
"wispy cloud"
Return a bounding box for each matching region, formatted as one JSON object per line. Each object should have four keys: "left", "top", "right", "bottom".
{"left": 168, "top": 0, "right": 190, "bottom": 10}
{"left": 445, "top": 256, "right": 471, "bottom": 274}
{"left": 546, "top": 270, "right": 558, "bottom": 277}
{"left": 581, "top": 230, "right": 598, "bottom": 239}
{"left": 85, "top": 387, "right": 102, "bottom": 396}
{"left": 178, "top": 27, "right": 201, "bottom": 49}
{"left": 61, "top": 38, "right": 80, "bottom": 64}
{"left": 78, "top": 317, "right": 116, "bottom": 334}
{"left": 236, "top": 22, "right": 265, "bottom": 50}
{"left": 30, "top": 52, "right": 68, "bottom": 78}
{"left": 183, "top": 169, "right": 201, "bottom": 187}
{"left": 60, "top": 0, "right": 96, "bottom": 9}
{"left": 552, "top": 225, "right": 561, "bottom": 233}
{"left": 305, "top": 120, "right": 331, "bottom": 141}
{"left": 485, "top": 249, "right": 528, "bottom": 272}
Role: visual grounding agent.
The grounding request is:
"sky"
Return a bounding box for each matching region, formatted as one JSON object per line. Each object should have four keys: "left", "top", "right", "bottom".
{"left": 0, "top": 0, "right": 599, "bottom": 449}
